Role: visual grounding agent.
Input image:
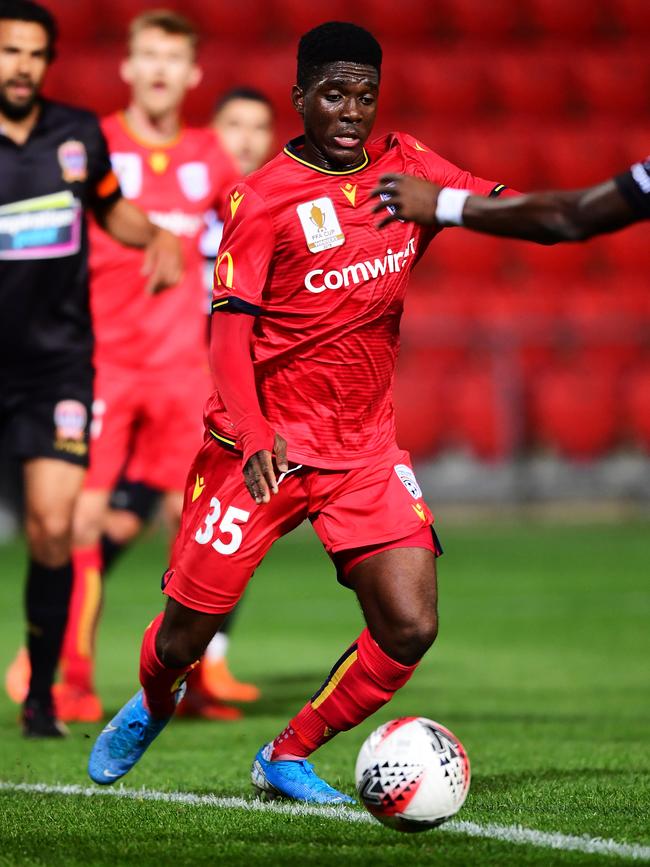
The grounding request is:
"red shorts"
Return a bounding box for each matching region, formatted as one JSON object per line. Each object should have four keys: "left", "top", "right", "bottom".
{"left": 84, "top": 361, "right": 211, "bottom": 492}
{"left": 163, "top": 438, "right": 441, "bottom": 615}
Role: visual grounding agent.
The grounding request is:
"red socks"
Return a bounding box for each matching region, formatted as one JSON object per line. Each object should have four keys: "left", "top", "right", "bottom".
{"left": 60, "top": 545, "right": 103, "bottom": 692}
{"left": 139, "top": 612, "right": 194, "bottom": 718}
{"left": 271, "top": 628, "right": 419, "bottom": 760}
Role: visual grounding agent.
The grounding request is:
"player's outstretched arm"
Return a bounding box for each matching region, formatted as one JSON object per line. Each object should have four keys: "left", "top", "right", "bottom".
{"left": 371, "top": 172, "right": 643, "bottom": 244}
{"left": 210, "top": 313, "right": 288, "bottom": 504}
{"left": 94, "top": 198, "right": 183, "bottom": 293}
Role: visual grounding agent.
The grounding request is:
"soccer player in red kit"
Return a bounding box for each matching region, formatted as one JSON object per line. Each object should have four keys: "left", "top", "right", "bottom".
{"left": 56, "top": 11, "right": 238, "bottom": 721}
{"left": 89, "top": 22, "right": 513, "bottom": 802}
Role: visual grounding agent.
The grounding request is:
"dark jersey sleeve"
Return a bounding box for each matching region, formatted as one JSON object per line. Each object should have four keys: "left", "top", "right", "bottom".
{"left": 83, "top": 113, "right": 122, "bottom": 210}
{"left": 614, "top": 157, "right": 650, "bottom": 218}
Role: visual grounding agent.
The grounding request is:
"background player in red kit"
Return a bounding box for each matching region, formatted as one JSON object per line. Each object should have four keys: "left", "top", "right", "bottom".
{"left": 89, "top": 22, "right": 514, "bottom": 802}
{"left": 46, "top": 10, "right": 237, "bottom": 723}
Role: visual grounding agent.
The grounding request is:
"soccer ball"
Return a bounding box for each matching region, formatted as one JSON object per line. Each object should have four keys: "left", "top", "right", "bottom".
{"left": 355, "top": 717, "right": 470, "bottom": 833}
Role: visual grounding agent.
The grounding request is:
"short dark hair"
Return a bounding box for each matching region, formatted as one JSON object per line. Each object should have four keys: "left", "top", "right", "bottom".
{"left": 0, "top": 0, "right": 58, "bottom": 61}
{"left": 297, "top": 21, "right": 382, "bottom": 90}
{"left": 214, "top": 86, "right": 274, "bottom": 116}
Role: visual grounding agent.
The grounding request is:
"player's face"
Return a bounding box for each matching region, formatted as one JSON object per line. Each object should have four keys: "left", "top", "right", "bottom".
{"left": 293, "top": 62, "right": 379, "bottom": 170}
{"left": 213, "top": 98, "right": 274, "bottom": 175}
{"left": 121, "top": 27, "right": 201, "bottom": 119}
{"left": 0, "top": 20, "right": 49, "bottom": 121}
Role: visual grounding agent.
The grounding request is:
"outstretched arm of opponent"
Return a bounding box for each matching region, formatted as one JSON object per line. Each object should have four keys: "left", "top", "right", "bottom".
{"left": 210, "top": 313, "right": 288, "bottom": 505}
{"left": 94, "top": 197, "right": 183, "bottom": 293}
{"left": 371, "top": 172, "right": 643, "bottom": 243}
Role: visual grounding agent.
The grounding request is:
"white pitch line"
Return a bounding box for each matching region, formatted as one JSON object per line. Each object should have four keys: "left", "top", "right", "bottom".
{"left": 1, "top": 781, "right": 649, "bottom": 862}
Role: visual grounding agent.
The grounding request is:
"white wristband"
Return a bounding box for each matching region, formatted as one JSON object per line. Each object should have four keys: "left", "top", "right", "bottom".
{"left": 435, "top": 187, "right": 470, "bottom": 226}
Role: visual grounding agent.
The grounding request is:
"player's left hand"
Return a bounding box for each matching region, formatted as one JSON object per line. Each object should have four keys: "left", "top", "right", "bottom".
{"left": 142, "top": 228, "right": 184, "bottom": 294}
{"left": 371, "top": 174, "right": 442, "bottom": 228}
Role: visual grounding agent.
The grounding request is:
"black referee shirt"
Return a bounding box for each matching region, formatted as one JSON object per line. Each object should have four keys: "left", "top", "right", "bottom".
{"left": 0, "top": 99, "right": 121, "bottom": 389}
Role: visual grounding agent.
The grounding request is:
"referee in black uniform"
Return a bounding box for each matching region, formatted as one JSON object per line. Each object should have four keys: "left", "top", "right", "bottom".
{"left": 0, "top": 0, "right": 182, "bottom": 736}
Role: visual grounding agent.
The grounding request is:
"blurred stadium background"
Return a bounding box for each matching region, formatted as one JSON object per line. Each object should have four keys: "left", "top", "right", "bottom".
{"left": 1, "top": 0, "right": 649, "bottom": 532}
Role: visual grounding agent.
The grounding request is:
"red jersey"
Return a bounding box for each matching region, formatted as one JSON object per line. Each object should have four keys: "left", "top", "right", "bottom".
{"left": 208, "top": 132, "right": 508, "bottom": 469}
{"left": 89, "top": 112, "right": 239, "bottom": 370}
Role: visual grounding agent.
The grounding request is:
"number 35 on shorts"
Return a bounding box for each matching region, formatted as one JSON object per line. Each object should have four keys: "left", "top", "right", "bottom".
{"left": 194, "top": 497, "right": 250, "bottom": 555}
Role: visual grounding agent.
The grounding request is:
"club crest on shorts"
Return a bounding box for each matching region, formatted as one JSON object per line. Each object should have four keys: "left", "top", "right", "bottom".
{"left": 177, "top": 161, "right": 210, "bottom": 202}
{"left": 296, "top": 197, "right": 345, "bottom": 253}
{"left": 394, "top": 464, "right": 423, "bottom": 500}
{"left": 53, "top": 400, "right": 88, "bottom": 456}
{"left": 58, "top": 140, "right": 88, "bottom": 183}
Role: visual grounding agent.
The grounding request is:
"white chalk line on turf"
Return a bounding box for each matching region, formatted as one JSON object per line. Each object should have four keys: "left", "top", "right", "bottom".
{"left": 1, "top": 781, "right": 649, "bottom": 862}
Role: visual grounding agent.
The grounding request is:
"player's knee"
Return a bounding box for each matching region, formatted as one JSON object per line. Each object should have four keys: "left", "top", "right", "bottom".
{"left": 386, "top": 612, "right": 438, "bottom": 665}
{"left": 156, "top": 629, "right": 206, "bottom": 669}
{"left": 104, "top": 510, "right": 142, "bottom": 545}
{"left": 25, "top": 509, "right": 73, "bottom": 563}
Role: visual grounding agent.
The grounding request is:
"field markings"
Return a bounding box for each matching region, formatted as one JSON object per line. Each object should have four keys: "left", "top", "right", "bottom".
{"left": 1, "top": 780, "right": 649, "bottom": 862}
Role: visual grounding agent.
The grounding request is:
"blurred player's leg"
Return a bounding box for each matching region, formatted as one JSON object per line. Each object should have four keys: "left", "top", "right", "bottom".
{"left": 22, "top": 458, "right": 85, "bottom": 737}
{"left": 200, "top": 609, "right": 261, "bottom": 703}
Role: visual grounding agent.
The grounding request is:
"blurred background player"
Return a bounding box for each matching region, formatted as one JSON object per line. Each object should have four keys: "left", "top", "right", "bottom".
{"left": 77, "top": 84, "right": 276, "bottom": 713}
{"left": 4, "top": 8, "right": 239, "bottom": 723}
{"left": 0, "top": 0, "right": 182, "bottom": 737}
{"left": 370, "top": 158, "right": 650, "bottom": 238}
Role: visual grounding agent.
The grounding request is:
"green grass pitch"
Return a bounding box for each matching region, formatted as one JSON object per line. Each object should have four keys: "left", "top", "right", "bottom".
{"left": 0, "top": 519, "right": 648, "bottom": 866}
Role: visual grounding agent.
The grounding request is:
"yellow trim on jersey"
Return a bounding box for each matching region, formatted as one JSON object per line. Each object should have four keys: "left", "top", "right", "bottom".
{"left": 117, "top": 111, "right": 184, "bottom": 150}
{"left": 283, "top": 145, "right": 369, "bottom": 176}
{"left": 311, "top": 650, "right": 358, "bottom": 709}
{"left": 209, "top": 428, "right": 237, "bottom": 447}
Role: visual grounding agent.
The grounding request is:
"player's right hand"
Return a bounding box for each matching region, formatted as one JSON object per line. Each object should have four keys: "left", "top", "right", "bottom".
{"left": 142, "top": 228, "right": 184, "bottom": 294}
{"left": 243, "top": 433, "right": 289, "bottom": 504}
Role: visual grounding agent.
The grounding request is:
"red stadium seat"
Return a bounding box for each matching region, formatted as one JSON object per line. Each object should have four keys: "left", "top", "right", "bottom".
{"left": 530, "top": 363, "right": 620, "bottom": 458}
{"left": 447, "top": 364, "right": 521, "bottom": 459}
{"left": 269, "top": 0, "right": 360, "bottom": 37}
{"left": 613, "top": 0, "right": 650, "bottom": 38}
{"left": 100, "top": 0, "right": 166, "bottom": 38}
{"left": 445, "top": 0, "right": 525, "bottom": 40}
{"left": 622, "top": 365, "right": 650, "bottom": 452}
{"left": 542, "top": 128, "right": 623, "bottom": 189}
{"left": 43, "top": 0, "right": 100, "bottom": 41}
{"left": 357, "top": 0, "right": 440, "bottom": 39}
{"left": 526, "top": 0, "right": 604, "bottom": 39}
{"left": 43, "top": 47, "right": 128, "bottom": 117}
{"left": 516, "top": 238, "right": 597, "bottom": 282}
{"left": 574, "top": 51, "right": 650, "bottom": 118}
{"left": 183, "top": 0, "right": 270, "bottom": 39}
{"left": 403, "top": 52, "right": 490, "bottom": 118}
{"left": 426, "top": 229, "right": 507, "bottom": 281}
{"left": 599, "top": 225, "right": 649, "bottom": 275}
{"left": 490, "top": 53, "right": 573, "bottom": 118}
{"left": 435, "top": 126, "right": 535, "bottom": 192}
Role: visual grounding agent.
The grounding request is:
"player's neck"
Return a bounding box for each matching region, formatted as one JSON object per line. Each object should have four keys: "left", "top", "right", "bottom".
{"left": 0, "top": 101, "right": 41, "bottom": 146}
{"left": 300, "top": 134, "right": 366, "bottom": 173}
{"left": 123, "top": 103, "right": 182, "bottom": 146}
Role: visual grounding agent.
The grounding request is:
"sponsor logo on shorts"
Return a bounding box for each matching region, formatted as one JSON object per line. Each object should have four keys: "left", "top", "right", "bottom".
{"left": 0, "top": 191, "right": 81, "bottom": 260}
{"left": 394, "top": 463, "right": 423, "bottom": 500}
{"left": 304, "top": 237, "right": 416, "bottom": 294}
{"left": 58, "top": 139, "right": 88, "bottom": 182}
{"left": 297, "top": 197, "right": 345, "bottom": 254}
{"left": 53, "top": 399, "right": 88, "bottom": 456}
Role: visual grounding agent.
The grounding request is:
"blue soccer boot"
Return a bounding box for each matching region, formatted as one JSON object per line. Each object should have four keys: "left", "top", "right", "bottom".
{"left": 88, "top": 686, "right": 184, "bottom": 785}
{"left": 251, "top": 742, "right": 354, "bottom": 805}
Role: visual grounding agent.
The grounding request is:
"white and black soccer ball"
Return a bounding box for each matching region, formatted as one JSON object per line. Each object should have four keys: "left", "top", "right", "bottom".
{"left": 355, "top": 717, "right": 470, "bottom": 833}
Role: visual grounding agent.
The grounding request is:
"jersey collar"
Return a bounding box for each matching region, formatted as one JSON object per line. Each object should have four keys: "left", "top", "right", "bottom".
{"left": 283, "top": 135, "right": 369, "bottom": 176}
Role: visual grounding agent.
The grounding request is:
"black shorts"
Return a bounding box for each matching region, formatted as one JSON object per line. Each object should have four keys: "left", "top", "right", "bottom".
{"left": 0, "top": 370, "right": 93, "bottom": 468}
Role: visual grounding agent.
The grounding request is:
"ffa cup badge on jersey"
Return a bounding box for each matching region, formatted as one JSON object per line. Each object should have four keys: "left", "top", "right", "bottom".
{"left": 394, "top": 463, "right": 423, "bottom": 500}
{"left": 177, "top": 161, "right": 210, "bottom": 201}
{"left": 110, "top": 152, "right": 142, "bottom": 199}
{"left": 296, "top": 197, "right": 345, "bottom": 254}
{"left": 53, "top": 400, "right": 88, "bottom": 456}
{"left": 58, "top": 140, "right": 87, "bottom": 183}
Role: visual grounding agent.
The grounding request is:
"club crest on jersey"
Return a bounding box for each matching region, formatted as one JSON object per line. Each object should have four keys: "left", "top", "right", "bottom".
{"left": 110, "top": 153, "right": 142, "bottom": 199}
{"left": 53, "top": 399, "right": 88, "bottom": 456}
{"left": 58, "top": 140, "right": 87, "bottom": 183}
{"left": 394, "top": 464, "right": 423, "bottom": 500}
{"left": 296, "top": 197, "right": 345, "bottom": 254}
{"left": 178, "top": 161, "right": 209, "bottom": 201}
